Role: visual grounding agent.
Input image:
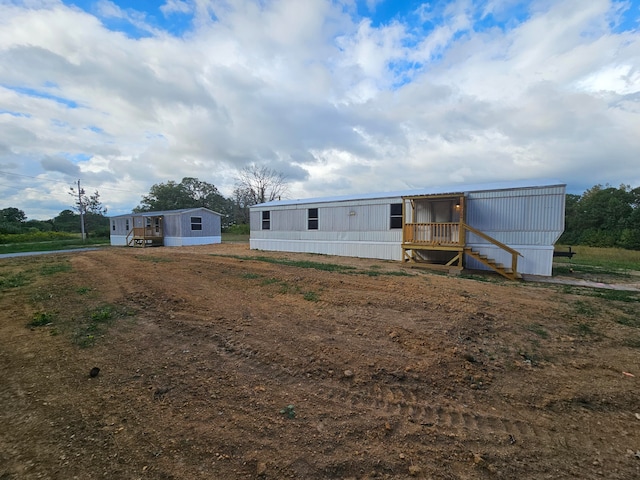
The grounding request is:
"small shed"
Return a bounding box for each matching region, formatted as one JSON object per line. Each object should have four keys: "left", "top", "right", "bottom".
{"left": 110, "top": 208, "right": 222, "bottom": 247}
{"left": 249, "top": 180, "right": 566, "bottom": 278}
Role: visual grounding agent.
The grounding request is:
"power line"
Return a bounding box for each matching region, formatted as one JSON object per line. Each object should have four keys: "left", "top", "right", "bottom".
{"left": 0, "top": 170, "right": 139, "bottom": 193}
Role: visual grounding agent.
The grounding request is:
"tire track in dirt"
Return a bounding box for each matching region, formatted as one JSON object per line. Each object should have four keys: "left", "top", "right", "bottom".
{"left": 207, "top": 330, "right": 559, "bottom": 447}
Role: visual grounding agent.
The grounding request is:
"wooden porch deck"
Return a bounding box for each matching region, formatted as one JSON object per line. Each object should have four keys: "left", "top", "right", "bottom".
{"left": 126, "top": 227, "right": 164, "bottom": 247}
{"left": 402, "top": 222, "right": 522, "bottom": 280}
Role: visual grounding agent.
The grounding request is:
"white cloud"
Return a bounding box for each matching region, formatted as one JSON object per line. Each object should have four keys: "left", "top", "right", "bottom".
{"left": 0, "top": 0, "right": 638, "bottom": 219}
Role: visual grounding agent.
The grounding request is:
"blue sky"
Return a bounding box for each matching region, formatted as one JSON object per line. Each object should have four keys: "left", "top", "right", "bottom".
{"left": 1, "top": 0, "right": 639, "bottom": 219}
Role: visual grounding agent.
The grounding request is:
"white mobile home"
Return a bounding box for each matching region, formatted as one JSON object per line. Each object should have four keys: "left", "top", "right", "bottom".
{"left": 110, "top": 208, "right": 222, "bottom": 247}
{"left": 250, "top": 180, "right": 566, "bottom": 278}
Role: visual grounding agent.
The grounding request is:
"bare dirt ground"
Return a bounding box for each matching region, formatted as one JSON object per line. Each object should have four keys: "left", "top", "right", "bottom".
{"left": 1, "top": 243, "right": 639, "bottom": 479}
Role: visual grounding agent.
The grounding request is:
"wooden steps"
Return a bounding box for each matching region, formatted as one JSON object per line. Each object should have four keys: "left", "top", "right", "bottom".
{"left": 464, "top": 248, "right": 522, "bottom": 280}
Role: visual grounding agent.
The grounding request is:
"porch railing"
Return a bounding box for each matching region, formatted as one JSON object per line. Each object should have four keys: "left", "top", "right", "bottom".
{"left": 403, "top": 222, "right": 461, "bottom": 246}
{"left": 126, "top": 227, "right": 163, "bottom": 246}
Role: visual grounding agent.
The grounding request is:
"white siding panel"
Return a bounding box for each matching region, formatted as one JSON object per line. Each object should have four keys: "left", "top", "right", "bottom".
{"left": 465, "top": 245, "right": 554, "bottom": 276}
{"left": 250, "top": 238, "right": 403, "bottom": 261}
{"left": 164, "top": 236, "right": 221, "bottom": 246}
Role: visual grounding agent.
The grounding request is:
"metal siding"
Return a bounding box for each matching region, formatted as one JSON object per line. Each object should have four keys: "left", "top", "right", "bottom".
{"left": 250, "top": 238, "right": 403, "bottom": 261}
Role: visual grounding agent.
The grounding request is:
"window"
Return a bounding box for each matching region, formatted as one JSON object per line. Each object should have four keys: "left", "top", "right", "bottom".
{"left": 125, "top": 219, "right": 130, "bottom": 231}
{"left": 262, "top": 211, "right": 270, "bottom": 230}
{"left": 390, "top": 203, "right": 403, "bottom": 229}
{"left": 191, "top": 216, "right": 202, "bottom": 231}
{"left": 308, "top": 208, "right": 318, "bottom": 230}
{"left": 112, "top": 221, "right": 116, "bottom": 232}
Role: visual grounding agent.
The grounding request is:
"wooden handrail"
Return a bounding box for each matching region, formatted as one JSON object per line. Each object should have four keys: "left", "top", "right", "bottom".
{"left": 462, "top": 222, "right": 521, "bottom": 278}
{"left": 461, "top": 223, "right": 521, "bottom": 257}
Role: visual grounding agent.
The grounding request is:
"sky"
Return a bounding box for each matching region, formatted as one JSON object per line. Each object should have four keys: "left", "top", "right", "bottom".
{"left": 0, "top": 0, "right": 639, "bottom": 220}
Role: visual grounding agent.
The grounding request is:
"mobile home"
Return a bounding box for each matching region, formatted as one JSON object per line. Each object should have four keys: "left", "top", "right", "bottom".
{"left": 110, "top": 208, "right": 222, "bottom": 247}
{"left": 249, "top": 180, "right": 566, "bottom": 278}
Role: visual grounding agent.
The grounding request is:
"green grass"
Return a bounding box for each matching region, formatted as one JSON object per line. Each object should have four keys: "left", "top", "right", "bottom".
{"left": 241, "top": 273, "right": 261, "bottom": 279}
{"left": 74, "top": 304, "right": 133, "bottom": 348}
{"left": 28, "top": 312, "right": 55, "bottom": 327}
{"left": 221, "top": 233, "right": 250, "bottom": 243}
{"left": 303, "top": 291, "right": 320, "bottom": 302}
{"left": 622, "top": 337, "right": 640, "bottom": 348}
{"left": 559, "top": 285, "right": 640, "bottom": 303}
{"left": 574, "top": 300, "right": 598, "bottom": 317}
{"left": 39, "top": 261, "right": 72, "bottom": 276}
{"left": 616, "top": 316, "right": 640, "bottom": 328}
{"left": 0, "top": 237, "right": 108, "bottom": 255}
{"left": 0, "top": 272, "right": 30, "bottom": 290}
{"left": 526, "top": 323, "right": 550, "bottom": 339}
{"left": 554, "top": 245, "right": 640, "bottom": 271}
{"left": 135, "top": 255, "right": 172, "bottom": 263}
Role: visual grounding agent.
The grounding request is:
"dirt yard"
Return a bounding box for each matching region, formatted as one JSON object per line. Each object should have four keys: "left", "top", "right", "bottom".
{"left": 1, "top": 243, "right": 639, "bottom": 479}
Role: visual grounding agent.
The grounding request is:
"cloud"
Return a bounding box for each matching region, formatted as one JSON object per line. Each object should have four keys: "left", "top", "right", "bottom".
{"left": 0, "top": 0, "right": 638, "bottom": 219}
{"left": 40, "top": 155, "right": 81, "bottom": 176}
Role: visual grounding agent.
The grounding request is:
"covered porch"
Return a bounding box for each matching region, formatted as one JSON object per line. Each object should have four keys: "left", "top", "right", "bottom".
{"left": 126, "top": 215, "right": 164, "bottom": 247}
{"left": 401, "top": 193, "right": 522, "bottom": 280}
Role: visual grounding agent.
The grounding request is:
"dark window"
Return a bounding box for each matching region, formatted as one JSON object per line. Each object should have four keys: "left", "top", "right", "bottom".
{"left": 390, "top": 203, "right": 403, "bottom": 229}
{"left": 125, "top": 219, "right": 130, "bottom": 231}
{"left": 191, "top": 216, "right": 202, "bottom": 231}
{"left": 112, "top": 221, "right": 116, "bottom": 232}
{"left": 308, "top": 208, "right": 318, "bottom": 230}
{"left": 262, "top": 211, "right": 271, "bottom": 230}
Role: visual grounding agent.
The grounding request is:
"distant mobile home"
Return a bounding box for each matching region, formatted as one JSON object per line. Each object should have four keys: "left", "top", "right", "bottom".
{"left": 249, "top": 180, "right": 566, "bottom": 278}
{"left": 110, "top": 208, "right": 222, "bottom": 247}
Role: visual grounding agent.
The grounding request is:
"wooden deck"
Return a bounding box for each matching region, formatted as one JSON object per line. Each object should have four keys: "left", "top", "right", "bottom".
{"left": 126, "top": 227, "right": 164, "bottom": 247}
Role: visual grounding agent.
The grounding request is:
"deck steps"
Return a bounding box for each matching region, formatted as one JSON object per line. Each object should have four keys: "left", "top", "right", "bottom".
{"left": 464, "top": 248, "right": 522, "bottom": 280}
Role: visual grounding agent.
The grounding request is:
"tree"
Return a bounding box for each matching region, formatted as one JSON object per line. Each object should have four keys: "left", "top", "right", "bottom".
{"left": 52, "top": 209, "right": 81, "bottom": 233}
{"left": 559, "top": 184, "right": 639, "bottom": 249}
{"left": 235, "top": 165, "right": 288, "bottom": 206}
{"left": 1, "top": 207, "right": 27, "bottom": 224}
{"left": 134, "top": 177, "right": 228, "bottom": 213}
{"left": 69, "top": 184, "right": 108, "bottom": 238}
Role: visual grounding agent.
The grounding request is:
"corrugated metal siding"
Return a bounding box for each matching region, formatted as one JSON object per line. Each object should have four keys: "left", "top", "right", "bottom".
{"left": 466, "top": 186, "right": 565, "bottom": 246}
{"left": 465, "top": 245, "right": 554, "bottom": 276}
{"left": 176, "top": 210, "right": 221, "bottom": 237}
{"left": 250, "top": 238, "right": 403, "bottom": 261}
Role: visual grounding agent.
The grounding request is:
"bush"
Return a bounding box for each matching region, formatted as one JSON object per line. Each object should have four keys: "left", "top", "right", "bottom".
{"left": 0, "top": 231, "right": 78, "bottom": 244}
{"left": 223, "top": 224, "right": 250, "bottom": 235}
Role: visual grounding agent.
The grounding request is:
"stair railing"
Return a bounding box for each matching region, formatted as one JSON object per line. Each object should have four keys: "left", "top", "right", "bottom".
{"left": 461, "top": 222, "right": 522, "bottom": 276}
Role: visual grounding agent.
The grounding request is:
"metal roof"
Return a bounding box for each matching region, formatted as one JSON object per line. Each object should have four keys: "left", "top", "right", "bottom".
{"left": 110, "top": 207, "right": 222, "bottom": 218}
{"left": 252, "top": 179, "right": 566, "bottom": 208}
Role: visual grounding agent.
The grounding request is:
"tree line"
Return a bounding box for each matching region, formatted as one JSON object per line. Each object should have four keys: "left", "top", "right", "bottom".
{"left": 1, "top": 165, "right": 286, "bottom": 238}
{"left": 560, "top": 184, "right": 640, "bottom": 250}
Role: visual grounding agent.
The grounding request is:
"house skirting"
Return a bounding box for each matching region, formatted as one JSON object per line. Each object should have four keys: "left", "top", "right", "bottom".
{"left": 250, "top": 238, "right": 402, "bottom": 261}
{"left": 164, "top": 236, "right": 221, "bottom": 246}
{"left": 109, "top": 235, "right": 221, "bottom": 247}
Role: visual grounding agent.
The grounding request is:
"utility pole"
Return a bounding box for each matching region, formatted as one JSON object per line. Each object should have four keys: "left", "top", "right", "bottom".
{"left": 77, "top": 179, "right": 86, "bottom": 241}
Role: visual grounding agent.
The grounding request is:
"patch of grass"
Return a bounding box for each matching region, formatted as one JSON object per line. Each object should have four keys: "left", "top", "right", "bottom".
{"left": 40, "top": 262, "right": 71, "bottom": 276}
{"left": 73, "top": 304, "right": 132, "bottom": 348}
{"left": 76, "top": 286, "right": 91, "bottom": 295}
{"left": 616, "top": 316, "right": 640, "bottom": 328}
{"left": 256, "top": 256, "right": 357, "bottom": 272}
{"left": 0, "top": 237, "right": 107, "bottom": 254}
{"left": 573, "top": 300, "right": 597, "bottom": 317}
{"left": 0, "top": 272, "right": 30, "bottom": 290}
{"left": 260, "top": 277, "right": 280, "bottom": 286}
{"left": 136, "top": 255, "right": 172, "bottom": 263}
{"left": 28, "top": 312, "right": 55, "bottom": 327}
{"left": 303, "top": 291, "right": 319, "bottom": 302}
{"left": 241, "top": 273, "right": 261, "bottom": 279}
{"left": 591, "top": 289, "right": 640, "bottom": 303}
{"left": 553, "top": 245, "right": 640, "bottom": 271}
{"left": 622, "top": 337, "right": 640, "bottom": 348}
{"left": 526, "top": 323, "right": 550, "bottom": 339}
{"left": 574, "top": 322, "right": 596, "bottom": 336}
